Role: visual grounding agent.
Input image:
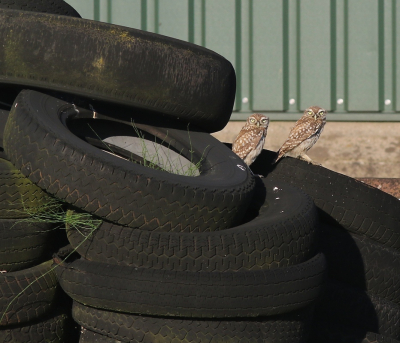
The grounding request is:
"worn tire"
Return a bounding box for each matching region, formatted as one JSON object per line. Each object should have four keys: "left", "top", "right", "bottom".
{"left": 0, "top": 110, "right": 8, "bottom": 159}
{"left": 0, "top": 219, "right": 58, "bottom": 272}
{"left": 0, "top": 157, "right": 54, "bottom": 218}
{"left": 313, "top": 280, "right": 400, "bottom": 340}
{"left": 0, "top": 9, "right": 235, "bottom": 133}
{"left": 320, "top": 223, "right": 400, "bottom": 305}
{"left": 4, "top": 90, "right": 254, "bottom": 232}
{"left": 0, "top": 260, "right": 59, "bottom": 326}
{"left": 249, "top": 149, "right": 400, "bottom": 250}
{"left": 0, "top": 0, "right": 81, "bottom": 113}
{"left": 0, "top": 307, "right": 76, "bottom": 343}
{"left": 53, "top": 252, "right": 326, "bottom": 318}
{"left": 73, "top": 301, "right": 313, "bottom": 343}
{"left": 66, "top": 178, "right": 320, "bottom": 272}
{"left": 80, "top": 330, "right": 116, "bottom": 343}
{"left": 308, "top": 321, "right": 400, "bottom": 343}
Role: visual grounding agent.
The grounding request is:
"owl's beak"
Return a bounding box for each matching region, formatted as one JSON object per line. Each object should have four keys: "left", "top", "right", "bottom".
{"left": 256, "top": 122, "right": 260, "bottom": 127}
{"left": 313, "top": 114, "right": 317, "bottom": 120}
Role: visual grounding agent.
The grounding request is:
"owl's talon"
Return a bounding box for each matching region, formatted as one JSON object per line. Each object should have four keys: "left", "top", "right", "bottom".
{"left": 311, "top": 161, "right": 322, "bottom": 166}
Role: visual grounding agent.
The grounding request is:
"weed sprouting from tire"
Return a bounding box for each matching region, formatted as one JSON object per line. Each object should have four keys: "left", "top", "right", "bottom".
{"left": 130, "top": 121, "right": 204, "bottom": 177}
{"left": 14, "top": 198, "right": 101, "bottom": 234}
{"left": 88, "top": 121, "right": 205, "bottom": 177}
{"left": 0, "top": 199, "right": 102, "bottom": 325}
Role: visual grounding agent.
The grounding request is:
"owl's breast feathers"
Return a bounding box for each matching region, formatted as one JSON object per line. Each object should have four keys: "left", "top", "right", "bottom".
{"left": 232, "top": 127, "right": 267, "bottom": 160}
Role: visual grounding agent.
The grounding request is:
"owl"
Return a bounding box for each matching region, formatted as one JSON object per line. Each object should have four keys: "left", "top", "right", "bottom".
{"left": 275, "top": 106, "right": 327, "bottom": 164}
{"left": 232, "top": 113, "right": 269, "bottom": 166}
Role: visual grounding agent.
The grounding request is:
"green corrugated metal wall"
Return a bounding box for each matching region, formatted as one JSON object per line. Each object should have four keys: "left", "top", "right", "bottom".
{"left": 64, "top": 0, "right": 400, "bottom": 121}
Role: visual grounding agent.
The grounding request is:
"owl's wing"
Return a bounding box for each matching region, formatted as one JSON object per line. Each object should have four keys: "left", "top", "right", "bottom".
{"left": 276, "top": 117, "right": 317, "bottom": 160}
{"left": 232, "top": 129, "right": 265, "bottom": 160}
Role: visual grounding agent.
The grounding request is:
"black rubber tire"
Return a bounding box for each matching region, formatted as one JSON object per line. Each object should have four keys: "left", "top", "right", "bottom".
{"left": 0, "top": 219, "right": 58, "bottom": 272}
{"left": 4, "top": 90, "right": 254, "bottom": 232}
{"left": 0, "top": 157, "right": 68, "bottom": 272}
{"left": 0, "top": 109, "right": 8, "bottom": 159}
{"left": 0, "top": 307, "right": 76, "bottom": 343}
{"left": 320, "top": 223, "right": 400, "bottom": 305}
{"left": 0, "top": 0, "right": 81, "bottom": 114}
{"left": 313, "top": 280, "right": 400, "bottom": 340}
{"left": 0, "top": 9, "right": 235, "bottom": 133}
{"left": 248, "top": 149, "right": 400, "bottom": 250}
{"left": 66, "top": 178, "right": 320, "bottom": 272}
{"left": 53, "top": 252, "right": 326, "bottom": 318}
{"left": 0, "top": 260, "right": 59, "bottom": 326}
{"left": 80, "top": 330, "right": 115, "bottom": 343}
{"left": 308, "top": 321, "right": 400, "bottom": 343}
{"left": 0, "top": 157, "right": 54, "bottom": 219}
{"left": 73, "top": 301, "right": 313, "bottom": 343}
{"left": 0, "top": 0, "right": 80, "bottom": 16}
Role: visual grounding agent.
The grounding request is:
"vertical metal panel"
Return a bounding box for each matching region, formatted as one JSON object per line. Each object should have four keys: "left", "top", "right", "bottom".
{"left": 298, "top": 0, "right": 332, "bottom": 111}
{"left": 396, "top": 0, "right": 400, "bottom": 112}
{"left": 202, "top": 1, "right": 236, "bottom": 68}
{"left": 335, "top": 0, "right": 345, "bottom": 113}
{"left": 239, "top": 0, "right": 251, "bottom": 113}
{"left": 157, "top": 1, "right": 189, "bottom": 41}
{"left": 98, "top": 0, "right": 108, "bottom": 23}
{"left": 287, "top": 0, "right": 298, "bottom": 113}
{"left": 63, "top": 0, "right": 400, "bottom": 121}
{"left": 192, "top": 0, "right": 203, "bottom": 46}
{"left": 107, "top": 0, "right": 142, "bottom": 29}
{"left": 251, "top": 0, "right": 286, "bottom": 112}
{"left": 346, "top": 0, "right": 381, "bottom": 112}
{"left": 382, "top": 0, "right": 394, "bottom": 113}
{"left": 203, "top": 0, "right": 239, "bottom": 111}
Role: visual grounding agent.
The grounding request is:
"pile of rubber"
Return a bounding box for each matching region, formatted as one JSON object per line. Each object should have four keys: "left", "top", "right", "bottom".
{"left": 250, "top": 152, "right": 400, "bottom": 343}
{"left": 0, "top": 1, "right": 397, "bottom": 343}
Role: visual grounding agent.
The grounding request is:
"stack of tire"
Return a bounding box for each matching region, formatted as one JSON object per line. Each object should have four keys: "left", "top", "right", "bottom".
{"left": 250, "top": 152, "right": 400, "bottom": 343}
{"left": 0, "top": 2, "right": 86, "bottom": 342}
{"left": 1, "top": 1, "right": 398, "bottom": 343}
{"left": 0, "top": 1, "right": 330, "bottom": 343}
{"left": 0, "top": 157, "right": 76, "bottom": 342}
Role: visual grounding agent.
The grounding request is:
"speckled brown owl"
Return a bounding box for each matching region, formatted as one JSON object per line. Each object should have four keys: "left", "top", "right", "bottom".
{"left": 232, "top": 113, "right": 269, "bottom": 166}
{"left": 275, "top": 106, "right": 327, "bottom": 164}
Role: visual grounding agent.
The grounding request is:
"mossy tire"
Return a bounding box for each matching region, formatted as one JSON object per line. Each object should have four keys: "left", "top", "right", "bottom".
{"left": 0, "top": 8, "right": 235, "bottom": 133}
{"left": 0, "top": 157, "right": 54, "bottom": 218}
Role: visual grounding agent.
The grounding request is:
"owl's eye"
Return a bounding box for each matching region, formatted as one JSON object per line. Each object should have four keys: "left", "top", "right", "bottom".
{"left": 250, "top": 118, "right": 256, "bottom": 123}
{"left": 307, "top": 110, "right": 313, "bottom": 115}
{"left": 261, "top": 118, "right": 268, "bottom": 123}
{"left": 319, "top": 110, "right": 325, "bottom": 115}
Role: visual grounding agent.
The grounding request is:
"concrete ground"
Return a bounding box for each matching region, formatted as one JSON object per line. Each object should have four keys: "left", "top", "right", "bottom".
{"left": 212, "top": 121, "right": 400, "bottom": 179}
